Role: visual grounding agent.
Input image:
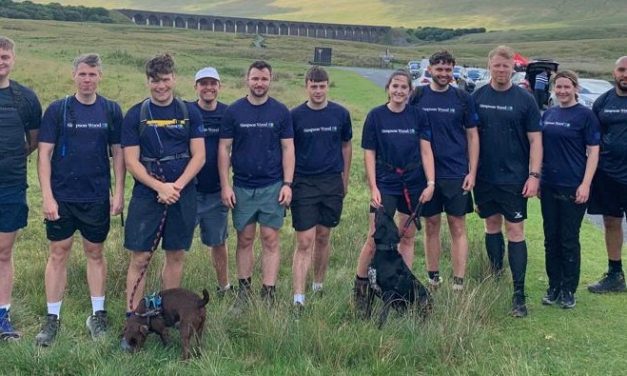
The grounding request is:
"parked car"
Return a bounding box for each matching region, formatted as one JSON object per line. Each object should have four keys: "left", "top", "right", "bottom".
{"left": 453, "top": 66, "right": 475, "bottom": 93}
{"left": 472, "top": 70, "right": 491, "bottom": 90}
{"left": 407, "top": 60, "right": 421, "bottom": 80}
{"left": 466, "top": 67, "right": 487, "bottom": 81}
{"left": 412, "top": 67, "right": 432, "bottom": 87}
{"left": 548, "top": 78, "right": 614, "bottom": 108}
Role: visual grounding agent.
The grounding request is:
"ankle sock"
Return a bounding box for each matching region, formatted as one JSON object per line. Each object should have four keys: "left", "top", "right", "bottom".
{"left": 356, "top": 275, "right": 368, "bottom": 282}
{"left": 0, "top": 304, "right": 10, "bottom": 311}
{"left": 239, "top": 277, "right": 252, "bottom": 289}
{"left": 293, "top": 294, "right": 305, "bottom": 305}
{"left": 47, "top": 301, "right": 62, "bottom": 317}
{"left": 609, "top": 259, "right": 623, "bottom": 274}
{"left": 428, "top": 271, "right": 440, "bottom": 281}
{"left": 91, "top": 296, "right": 105, "bottom": 315}
{"left": 508, "top": 240, "right": 528, "bottom": 294}
{"left": 453, "top": 276, "right": 464, "bottom": 286}
{"left": 312, "top": 282, "right": 323, "bottom": 292}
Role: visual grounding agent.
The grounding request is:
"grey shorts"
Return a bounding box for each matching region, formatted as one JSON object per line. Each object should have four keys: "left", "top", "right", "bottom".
{"left": 197, "top": 191, "right": 228, "bottom": 247}
{"left": 233, "top": 182, "right": 285, "bottom": 231}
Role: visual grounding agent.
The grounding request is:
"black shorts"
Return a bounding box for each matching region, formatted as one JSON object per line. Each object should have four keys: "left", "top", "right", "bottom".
{"left": 588, "top": 169, "right": 627, "bottom": 218}
{"left": 45, "top": 200, "right": 110, "bottom": 243}
{"left": 421, "top": 178, "right": 473, "bottom": 217}
{"left": 291, "top": 174, "right": 344, "bottom": 231}
{"left": 474, "top": 181, "right": 527, "bottom": 223}
{"left": 369, "top": 192, "right": 420, "bottom": 217}
{"left": 124, "top": 186, "right": 197, "bottom": 252}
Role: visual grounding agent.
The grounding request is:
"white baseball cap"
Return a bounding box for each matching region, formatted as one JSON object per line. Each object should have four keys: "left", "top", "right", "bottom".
{"left": 195, "top": 67, "right": 220, "bottom": 82}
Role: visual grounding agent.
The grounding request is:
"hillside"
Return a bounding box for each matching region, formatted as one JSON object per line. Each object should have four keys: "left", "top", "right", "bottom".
{"left": 24, "top": 0, "right": 627, "bottom": 29}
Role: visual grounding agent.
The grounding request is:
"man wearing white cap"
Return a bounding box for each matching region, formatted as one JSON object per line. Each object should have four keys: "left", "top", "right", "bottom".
{"left": 192, "top": 67, "right": 232, "bottom": 296}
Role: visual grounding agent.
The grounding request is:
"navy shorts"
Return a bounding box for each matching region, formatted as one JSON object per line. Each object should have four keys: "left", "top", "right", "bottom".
{"left": 125, "top": 186, "right": 197, "bottom": 252}
{"left": 45, "top": 200, "right": 110, "bottom": 243}
{"left": 0, "top": 202, "right": 28, "bottom": 233}
{"left": 421, "top": 178, "right": 474, "bottom": 217}
{"left": 369, "top": 192, "right": 420, "bottom": 217}
{"left": 474, "top": 181, "right": 527, "bottom": 223}
{"left": 588, "top": 169, "right": 627, "bottom": 218}
{"left": 291, "top": 174, "right": 344, "bottom": 231}
{"left": 196, "top": 191, "right": 228, "bottom": 247}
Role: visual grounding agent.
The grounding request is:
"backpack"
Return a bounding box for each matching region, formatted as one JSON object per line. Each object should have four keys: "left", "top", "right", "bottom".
{"left": 138, "top": 97, "right": 189, "bottom": 137}
{"left": 57, "top": 95, "right": 118, "bottom": 158}
{"left": 8, "top": 80, "right": 34, "bottom": 130}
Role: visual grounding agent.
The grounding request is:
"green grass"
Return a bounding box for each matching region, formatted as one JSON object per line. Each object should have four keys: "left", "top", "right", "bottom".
{"left": 1, "top": 17, "right": 627, "bottom": 375}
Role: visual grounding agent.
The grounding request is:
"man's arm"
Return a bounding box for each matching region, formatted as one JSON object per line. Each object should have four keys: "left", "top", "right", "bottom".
{"left": 463, "top": 127, "right": 479, "bottom": 191}
{"left": 25, "top": 129, "right": 39, "bottom": 156}
{"left": 110, "top": 144, "right": 125, "bottom": 215}
{"left": 419, "top": 139, "right": 436, "bottom": 203}
{"left": 278, "top": 138, "right": 295, "bottom": 206}
{"left": 37, "top": 142, "right": 59, "bottom": 221}
{"left": 341, "top": 140, "right": 352, "bottom": 195}
{"left": 123, "top": 145, "right": 180, "bottom": 205}
{"left": 522, "top": 131, "right": 543, "bottom": 198}
{"left": 174, "top": 138, "right": 205, "bottom": 189}
{"left": 218, "top": 138, "right": 235, "bottom": 208}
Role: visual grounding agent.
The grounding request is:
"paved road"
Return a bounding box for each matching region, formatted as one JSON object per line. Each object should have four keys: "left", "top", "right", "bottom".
{"left": 341, "top": 66, "right": 617, "bottom": 237}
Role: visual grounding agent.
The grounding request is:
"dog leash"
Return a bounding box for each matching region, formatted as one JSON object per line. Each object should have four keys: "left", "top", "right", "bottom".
{"left": 128, "top": 160, "right": 169, "bottom": 312}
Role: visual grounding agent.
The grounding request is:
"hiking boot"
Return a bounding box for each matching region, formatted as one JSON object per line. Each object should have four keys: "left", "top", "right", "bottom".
{"left": 229, "top": 285, "right": 251, "bottom": 316}
{"left": 587, "top": 272, "right": 627, "bottom": 294}
{"left": 541, "top": 288, "right": 561, "bottom": 305}
{"left": 353, "top": 277, "right": 372, "bottom": 320}
{"left": 35, "top": 314, "right": 60, "bottom": 347}
{"left": 511, "top": 293, "right": 528, "bottom": 318}
{"left": 292, "top": 302, "right": 305, "bottom": 320}
{"left": 428, "top": 276, "right": 442, "bottom": 290}
{"left": 560, "top": 291, "right": 576, "bottom": 309}
{"left": 0, "top": 308, "right": 20, "bottom": 341}
{"left": 216, "top": 285, "right": 234, "bottom": 299}
{"left": 260, "top": 285, "right": 276, "bottom": 307}
{"left": 86, "top": 310, "right": 108, "bottom": 340}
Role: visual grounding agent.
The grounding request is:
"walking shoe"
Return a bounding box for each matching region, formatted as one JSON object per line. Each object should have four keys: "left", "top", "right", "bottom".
{"left": 35, "top": 314, "right": 60, "bottom": 347}
{"left": 511, "top": 293, "right": 528, "bottom": 318}
{"left": 541, "top": 288, "right": 561, "bottom": 305}
{"left": 560, "top": 291, "right": 576, "bottom": 309}
{"left": 260, "top": 285, "right": 276, "bottom": 307}
{"left": 86, "top": 310, "right": 108, "bottom": 340}
{"left": 427, "top": 276, "right": 442, "bottom": 290}
{"left": 229, "top": 285, "right": 251, "bottom": 316}
{"left": 292, "top": 302, "right": 305, "bottom": 320}
{"left": 587, "top": 272, "right": 627, "bottom": 294}
{"left": 353, "top": 277, "right": 372, "bottom": 320}
{"left": 0, "top": 308, "right": 20, "bottom": 341}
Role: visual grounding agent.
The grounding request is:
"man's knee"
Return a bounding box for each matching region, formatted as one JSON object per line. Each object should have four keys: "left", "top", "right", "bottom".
{"left": 505, "top": 221, "right": 525, "bottom": 242}
{"left": 484, "top": 215, "right": 503, "bottom": 233}
{"left": 315, "top": 228, "right": 331, "bottom": 248}
{"left": 447, "top": 216, "right": 467, "bottom": 238}
{"left": 260, "top": 228, "right": 279, "bottom": 251}
{"left": 425, "top": 216, "right": 441, "bottom": 237}
{"left": 129, "top": 252, "right": 151, "bottom": 271}
{"left": 603, "top": 216, "right": 623, "bottom": 232}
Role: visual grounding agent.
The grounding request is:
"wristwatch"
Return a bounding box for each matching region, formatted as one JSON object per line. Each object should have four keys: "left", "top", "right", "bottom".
{"left": 529, "top": 172, "right": 541, "bottom": 179}
{"left": 282, "top": 181, "right": 293, "bottom": 188}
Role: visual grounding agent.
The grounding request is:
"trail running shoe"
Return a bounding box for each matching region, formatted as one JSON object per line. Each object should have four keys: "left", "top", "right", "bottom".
{"left": 35, "top": 314, "right": 60, "bottom": 347}
{"left": 86, "top": 310, "right": 108, "bottom": 340}
{"left": 587, "top": 272, "right": 626, "bottom": 294}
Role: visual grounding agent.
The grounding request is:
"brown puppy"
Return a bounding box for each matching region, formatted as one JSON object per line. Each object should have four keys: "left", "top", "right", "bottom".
{"left": 121, "top": 288, "right": 209, "bottom": 360}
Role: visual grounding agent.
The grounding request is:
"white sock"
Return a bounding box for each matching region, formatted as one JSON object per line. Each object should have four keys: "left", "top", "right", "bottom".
{"left": 293, "top": 294, "right": 305, "bottom": 305}
{"left": 91, "top": 296, "right": 105, "bottom": 315}
{"left": 220, "top": 283, "right": 231, "bottom": 291}
{"left": 0, "top": 304, "right": 10, "bottom": 311}
{"left": 47, "top": 301, "right": 62, "bottom": 317}
{"left": 312, "top": 282, "right": 323, "bottom": 292}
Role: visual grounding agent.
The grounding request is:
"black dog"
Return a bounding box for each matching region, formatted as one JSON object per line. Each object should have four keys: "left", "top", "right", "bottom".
{"left": 367, "top": 208, "right": 432, "bottom": 328}
{"left": 121, "top": 288, "right": 209, "bottom": 360}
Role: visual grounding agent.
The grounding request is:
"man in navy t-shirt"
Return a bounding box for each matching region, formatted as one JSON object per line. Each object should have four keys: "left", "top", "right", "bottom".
{"left": 410, "top": 51, "right": 479, "bottom": 292}
{"left": 472, "top": 46, "right": 542, "bottom": 318}
{"left": 0, "top": 36, "right": 42, "bottom": 341}
{"left": 218, "top": 60, "right": 294, "bottom": 312}
{"left": 120, "top": 54, "right": 205, "bottom": 318}
{"left": 36, "top": 54, "right": 125, "bottom": 346}
{"left": 290, "top": 66, "right": 352, "bottom": 309}
{"left": 587, "top": 56, "right": 627, "bottom": 293}
{"left": 192, "top": 67, "right": 232, "bottom": 297}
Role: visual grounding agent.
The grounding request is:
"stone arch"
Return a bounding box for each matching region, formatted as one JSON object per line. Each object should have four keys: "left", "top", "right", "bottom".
{"left": 326, "top": 27, "right": 335, "bottom": 39}
{"left": 225, "top": 20, "right": 235, "bottom": 32}
{"left": 198, "top": 18, "right": 209, "bottom": 30}
{"left": 214, "top": 19, "right": 224, "bottom": 32}
{"left": 236, "top": 21, "right": 245, "bottom": 33}
{"left": 314, "top": 26, "right": 324, "bottom": 38}
{"left": 298, "top": 24, "right": 307, "bottom": 37}
{"left": 132, "top": 14, "right": 145, "bottom": 25}
{"left": 246, "top": 21, "right": 256, "bottom": 33}
{"left": 267, "top": 23, "right": 277, "bottom": 35}
{"left": 174, "top": 17, "right": 185, "bottom": 28}
{"left": 288, "top": 23, "right": 298, "bottom": 36}
{"left": 187, "top": 17, "right": 197, "bottom": 29}
{"left": 279, "top": 23, "right": 288, "bottom": 35}
{"left": 148, "top": 15, "right": 159, "bottom": 26}
{"left": 161, "top": 16, "right": 173, "bottom": 27}
{"left": 258, "top": 22, "right": 267, "bottom": 34}
{"left": 307, "top": 24, "right": 316, "bottom": 37}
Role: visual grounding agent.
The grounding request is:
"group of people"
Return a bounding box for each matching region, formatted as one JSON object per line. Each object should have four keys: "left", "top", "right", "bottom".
{"left": 0, "top": 35, "right": 626, "bottom": 346}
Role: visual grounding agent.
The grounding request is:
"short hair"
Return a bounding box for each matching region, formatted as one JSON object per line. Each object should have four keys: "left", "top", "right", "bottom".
{"left": 305, "top": 66, "right": 329, "bottom": 83}
{"left": 73, "top": 53, "right": 102, "bottom": 71}
{"left": 385, "top": 69, "right": 412, "bottom": 92}
{"left": 145, "top": 53, "right": 175, "bottom": 80}
{"left": 247, "top": 60, "right": 272, "bottom": 76}
{"left": 616, "top": 56, "right": 627, "bottom": 66}
{"left": 0, "top": 36, "right": 15, "bottom": 52}
{"left": 429, "top": 50, "right": 456, "bottom": 66}
{"left": 488, "top": 45, "right": 515, "bottom": 61}
{"left": 551, "top": 70, "right": 579, "bottom": 87}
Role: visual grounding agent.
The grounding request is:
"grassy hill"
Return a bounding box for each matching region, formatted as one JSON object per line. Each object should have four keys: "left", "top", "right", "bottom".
{"left": 25, "top": 0, "right": 627, "bottom": 29}
{"left": 0, "top": 17, "right": 627, "bottom": 375}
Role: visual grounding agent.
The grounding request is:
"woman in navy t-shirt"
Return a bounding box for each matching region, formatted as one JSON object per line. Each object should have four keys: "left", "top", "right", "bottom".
{"left": 353, "top": 70, "right": 435, "bottom": 317}
{"left": 540, "top": 70, "right": 600, "bottom": 309}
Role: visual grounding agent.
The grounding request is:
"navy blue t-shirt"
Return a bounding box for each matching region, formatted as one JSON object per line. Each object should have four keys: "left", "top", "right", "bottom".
{"left": 541, "top": 104, "right": 600, "bottom": 188}
{"left": 361, "top": 104, "right": 431, "bottom": 195}
{"left": 412, "top": 86, "right": 478, "bottom": 179}
{"left": 220, "top": 97, "right": 294, "bottom": 189}
{"left": 472, "top": 84, "right": 541, "bottom": 185}
{"left": 39, "top": 95, "right": 123, "bottom": 202}
{"left": 593, "top": 90, "right": 627, "bottom": 184}
{"left": 291, "top": 101, "right": 352, "bottom": 177}
{"left": 193, "top": 101, "right": 227, "bottom": 193}
{"left": 121, "top": 99, "right": 203, "bottom": 198}
{"left": 0, "top": 83, "right": 42, "bottom": 189}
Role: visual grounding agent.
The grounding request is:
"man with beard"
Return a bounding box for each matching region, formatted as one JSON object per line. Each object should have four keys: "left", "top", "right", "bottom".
{"left": 410, "top": 50, "right": 479, "bottom": 291}
{"left": 218, "top": 60, "right": 294, "bottom": 312}
{"left": 472, "top": 45, "right": 542, "bottom": 317}
{"left": 587, "top": 56, "right": 627, "bottom": 293}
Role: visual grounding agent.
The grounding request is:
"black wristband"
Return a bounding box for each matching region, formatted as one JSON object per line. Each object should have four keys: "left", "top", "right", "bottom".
{"left": 529, "top": 172, "right": 541, "bottom": 179}
{"left": 282, "top": 181, "right": 293, "bottom": 188}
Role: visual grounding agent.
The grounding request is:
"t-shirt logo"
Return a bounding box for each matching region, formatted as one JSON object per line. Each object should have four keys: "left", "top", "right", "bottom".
{"left": 146, "top": 119, "right": 186, "bottom": 128}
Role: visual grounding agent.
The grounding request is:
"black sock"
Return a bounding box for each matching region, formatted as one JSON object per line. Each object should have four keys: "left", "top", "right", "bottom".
{"left": 508, "top": 240, "right": 528, "bottom": 294}
{"left": 239, "top": 277, "right": 252, "bottom": 289}
{"left": 453, "top": 276, "right": 464, "bottom": 285}
{"left": 428, "top": 271, "right": 440, "bottom": 280}
{"left": 356, "top": 275, "right": 369, "bottom": 282}
{"left": 608, "top": 259, "right": 623, "bottom": 274}
{"left": 485, "top": 232, "right": 505, "bottom": 271}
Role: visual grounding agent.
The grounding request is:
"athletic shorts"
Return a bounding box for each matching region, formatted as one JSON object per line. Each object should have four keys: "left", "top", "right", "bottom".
{"left": 232, "top": 182, "right": 285, "bottom": 231}
{"left": 196, "top": 191, "right": 228, "bottom": 247}
{"left": 474, "top": 181, "right": 527, "bottom": 223}
{"left": 0, "top": 202, "right": 28, "bottom": 233}
{"left": 421, "top": 178, "right": 473, "bottom": 217}
{"left": 588, "top": 169, "right": 627, "bottom": 218}
{"left": 124, "top": 186, "right": 197, "bottom": 251}
{"left": 45, "top": 200, "right": 110, "bottom": 243}
{"left": 369, "top": 192, "right": 420, "bottom": 217}
{"left": 291, "top": 173, "right": 344, "bottom": 231}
